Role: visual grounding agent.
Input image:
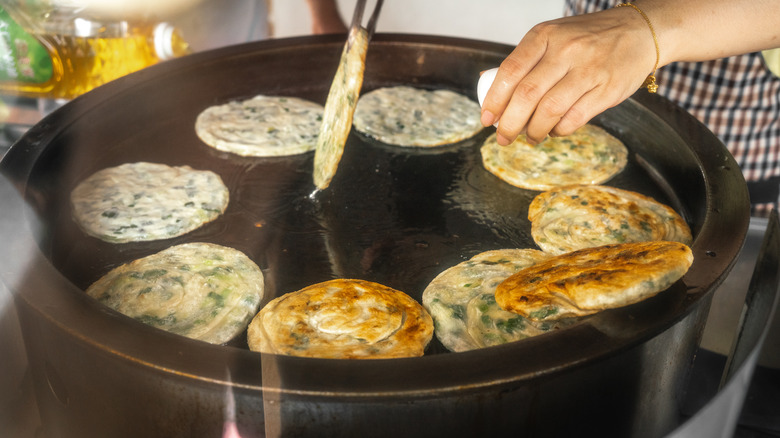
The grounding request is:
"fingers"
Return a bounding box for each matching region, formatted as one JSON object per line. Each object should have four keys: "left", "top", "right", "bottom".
{"left": 553, "top": 87, "right": 617, "bottom": 138}
{"left": 480, "top": 9, "right": 657, "bottom": 146}
{"left": 481, "top": 23, "right": 590, "bottom": 146}
{"left": 495, "top": 56, "right": 573, "bottom": 145}
{"left": 480, "top": 35, "right": 546, "bottom": 129}
{"left": 498, "top": 71, "right": 628, "bottom": 146}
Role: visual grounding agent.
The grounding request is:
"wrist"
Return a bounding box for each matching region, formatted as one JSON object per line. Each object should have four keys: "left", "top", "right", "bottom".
{"left": 613, "top": 2, "right": 661, "bottom": 92}
{"left": 627, "top": 0, "right": 680, "bottom": 68}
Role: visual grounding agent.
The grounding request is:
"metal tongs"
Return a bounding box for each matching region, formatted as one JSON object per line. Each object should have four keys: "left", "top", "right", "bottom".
{"left": 348, "top": 0, "right": 384, "bottom": 46}
{"left": 312, "top": 0, "right": 383, "bottom": 190}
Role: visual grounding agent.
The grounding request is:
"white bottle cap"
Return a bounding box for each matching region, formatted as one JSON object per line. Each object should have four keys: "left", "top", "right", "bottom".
{"left": 477, "top": 67, "right": 499, "bottom": 127}
{"left": 153, "top": 22, "right": 176, "bottom": 60}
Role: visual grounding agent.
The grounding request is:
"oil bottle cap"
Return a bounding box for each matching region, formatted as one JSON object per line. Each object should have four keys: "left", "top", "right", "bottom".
{"left": 153, "top": 22, "right": 189, "bottom": 61}
{"left": 153, "top": 22, "right": 176, "bottom": 60}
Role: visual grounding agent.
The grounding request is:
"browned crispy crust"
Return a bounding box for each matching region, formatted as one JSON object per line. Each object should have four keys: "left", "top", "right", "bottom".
{"left": 248, "top": 279, "right": 433, "bottom": 359}
{"left": 495, "top": 241, "right": 693, "bottom": 321}
{"left": 527, "top": 184, "right": 692, "bottom": 255}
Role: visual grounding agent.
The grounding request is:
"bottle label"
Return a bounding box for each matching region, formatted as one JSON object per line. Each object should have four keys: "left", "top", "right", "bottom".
{"left": 0, "top": 7, "right": 53, "bottom": 83}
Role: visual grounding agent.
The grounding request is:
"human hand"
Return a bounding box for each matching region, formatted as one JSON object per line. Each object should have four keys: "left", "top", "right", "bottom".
{"left": 480, "top": 7, "right": 659, "bottom": 145}
{"left": 307, "top": 0, "right": 348, "bottom": 34}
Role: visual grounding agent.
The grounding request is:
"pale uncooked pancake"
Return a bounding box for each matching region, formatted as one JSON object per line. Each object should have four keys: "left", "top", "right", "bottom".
{"left": 480, "top": 124, "right": 628, "bottom": 190}
{"left": 528, "top": 184, "right": 692, "bottom": 255}
{"left": 86, "top": 242, "right": 264, "bottom": 344}
{"left": 247, "top": 279, "right": 434, "bottom": 359}
{"left": 313, "top": 26, "right": 369, "bottom": 189}
{"left": 195, "top": 95, "right": 324, "bottom": 157}
{"left": 495, "top": 241, "right": 693, "bottom": 321}
{"left": 70, "top": 162, "right": 229, "bottom": 243}
{"left": 352, "top": 86, "right": 484, "bottom": 147}
{"left": 422, "top": 249, "right": 575, "bottom": 352}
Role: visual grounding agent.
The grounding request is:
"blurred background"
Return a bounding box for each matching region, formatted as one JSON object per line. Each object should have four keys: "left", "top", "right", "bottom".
{"left": 271, "top": 0, "right": 563, "bottom": 43}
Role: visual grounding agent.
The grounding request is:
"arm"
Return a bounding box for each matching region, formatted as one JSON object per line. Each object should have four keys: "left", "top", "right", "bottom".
{"left": 306, "top": 0, "right": 347, "bottom": 34}
{"left": 481, "top": 0, "right": 780, "bottom": 145}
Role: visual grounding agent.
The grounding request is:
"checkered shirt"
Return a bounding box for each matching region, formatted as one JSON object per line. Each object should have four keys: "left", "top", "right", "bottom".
{"left": 565, "top": 0, "right": 780, "bottom": 216}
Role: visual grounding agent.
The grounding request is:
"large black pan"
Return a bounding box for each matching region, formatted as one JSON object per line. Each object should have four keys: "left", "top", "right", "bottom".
{"left": 0, "top": 34, "right": 750, "bottom": 438}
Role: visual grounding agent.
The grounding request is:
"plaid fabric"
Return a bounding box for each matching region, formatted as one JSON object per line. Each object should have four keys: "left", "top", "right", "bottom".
{"left": 565, "top": 0, "right": 780, "bottom": 216}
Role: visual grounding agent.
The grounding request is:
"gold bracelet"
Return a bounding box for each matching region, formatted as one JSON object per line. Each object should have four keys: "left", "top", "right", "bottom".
{"left": 616, "top": 2, "right": 659, "bottom": 93}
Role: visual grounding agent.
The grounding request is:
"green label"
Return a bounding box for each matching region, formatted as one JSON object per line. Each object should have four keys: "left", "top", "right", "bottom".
{"left": 0, "top": 7, "right": 52, "bottom": 83}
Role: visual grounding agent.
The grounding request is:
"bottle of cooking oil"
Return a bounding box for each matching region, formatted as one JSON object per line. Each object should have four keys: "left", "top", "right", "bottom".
{"left": 0, "top": 2, "right": 190, "bottom": 100}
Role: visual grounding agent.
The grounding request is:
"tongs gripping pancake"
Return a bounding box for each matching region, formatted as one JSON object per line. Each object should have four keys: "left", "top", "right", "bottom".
{"left": 349, "top": 0, "right": 383, "bottom": 43}
{"left": 313, "top": 0, "right": 383, "bottom": 190}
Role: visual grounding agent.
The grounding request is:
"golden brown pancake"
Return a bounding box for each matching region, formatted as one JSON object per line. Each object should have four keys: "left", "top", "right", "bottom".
{"left": 247, "top": 279, "right": 433, "bottom": 359}
{"left": 529, "top": 184, "right": 692, "bottom": 255}
{"left": 422, "top": 249, "right": 575, "bottom": 352}
{"left": 495, "top": 241, "right": 693, "bottom": 321}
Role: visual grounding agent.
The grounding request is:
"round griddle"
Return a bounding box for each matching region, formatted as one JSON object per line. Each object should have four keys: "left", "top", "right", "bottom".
{"left": 0, "top": 34, "right": 750, "bottom": 437}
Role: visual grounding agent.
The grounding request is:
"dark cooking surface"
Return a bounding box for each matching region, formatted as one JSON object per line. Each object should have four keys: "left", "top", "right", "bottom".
{"left": 0, "top": 33, "right": 754, "bottom": 438}
{"left": 0, "top": 34, "right": 749, "bottom": 398}
{"left": 36, "top": 57, "right": 687, "bottom": 356}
